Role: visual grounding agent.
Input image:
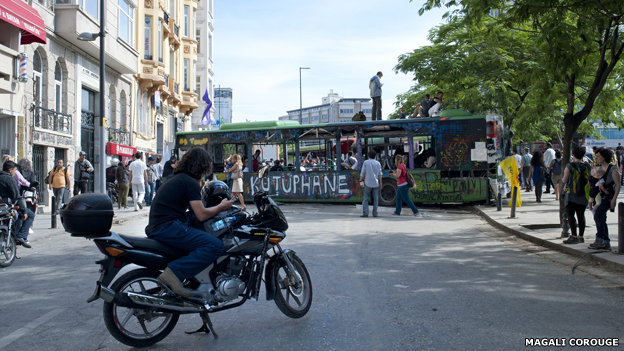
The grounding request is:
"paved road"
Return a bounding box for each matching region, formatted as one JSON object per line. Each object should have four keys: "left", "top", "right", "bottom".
{"left": 1, "top": 204, "right": 623, "bottom": 350}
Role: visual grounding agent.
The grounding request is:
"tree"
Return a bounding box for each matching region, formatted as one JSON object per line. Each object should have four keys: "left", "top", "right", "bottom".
{"left": 416, "top": 0, "right": 624, "bottom": 166}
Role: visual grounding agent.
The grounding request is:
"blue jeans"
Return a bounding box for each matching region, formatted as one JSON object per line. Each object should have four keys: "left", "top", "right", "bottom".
{"left": 362, "top": 186, "right": 379, "bottom": 216}
{"left": 16, "top": 208, "right": 35, "bottom": 240}
{"left": 148, "top": 213, "right": 225, "bottom": 280}
{"left": 594, "top": 199, "right": 611, "bottom": 244}
{"left": 395, "top": 185, "right": 419, "bottom": 215}
{"left": 145, "top": 182, "right": 156, "bottom": 205}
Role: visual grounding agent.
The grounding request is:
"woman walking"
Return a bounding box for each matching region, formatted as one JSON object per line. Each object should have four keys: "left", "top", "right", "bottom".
{"left": 590, "top": 147, "right": 621, "bottom": 250}
{"left": 549, "top": 150, "right": 564, "bottom": 200}
{"left": 115, "top": 162, "right": 130, "bottom": 210}
{"left": 561, "top": 147, "right": 590, "bottom": 244}
{"left": 227, "top": 154, "right": 246, "bottom": 211}
{"left": 390, "top": 155, "right": 422, "bottom": 217}
{"left": 529, "top": 150, "right": 547, "bottom": 202}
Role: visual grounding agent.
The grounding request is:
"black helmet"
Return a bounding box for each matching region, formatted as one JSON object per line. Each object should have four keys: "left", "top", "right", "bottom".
{"left": 202, "top": 180, "right": 231, "bottom": 207}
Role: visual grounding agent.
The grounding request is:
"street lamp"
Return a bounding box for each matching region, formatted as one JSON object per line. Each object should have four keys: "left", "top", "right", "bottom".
{"left": 78, "top": 0, "right": 106, "bottom": 194}
{"left": 299, "top": 67, "right": 310, "bottom": 125}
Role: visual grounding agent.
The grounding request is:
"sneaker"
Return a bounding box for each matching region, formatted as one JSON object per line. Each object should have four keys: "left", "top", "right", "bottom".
{"left": 16, "top": 237, "right": 31, "bottom": 249}
{"left": 392, "top": 212, "right": 400, "bottom": 216}
{"left": 360, "top": 214, "right": 369, "bottom": 218}
{"left": 134, "top": 209, "right": 138, "bottom": 212}
{"left": 589, "top": 241, "right": 601, "bottom": 248}
{"left": 579, "top": 236, "right": 585, "bottom": 243}
{"left": 124, "top": 207, "right": 129, "bottom": 210}
{"left": 591, "top": 242, "right": 611, "bottom": 250}
{"left": 545, "top": 191, "right": 551, "bottom": 193}
{"left": 563, "top": 236, "right": 579, "bottom": 244}
{"left": 413, "top": 212, "right": 423, "bottom": 218}
{"left": 138, "top": 203, "right": 143, "bottom": 210}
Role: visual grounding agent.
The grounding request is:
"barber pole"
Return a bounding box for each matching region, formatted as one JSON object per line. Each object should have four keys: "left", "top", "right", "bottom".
{"left": 18, "top": 53, "right": 28, "bottom": 82}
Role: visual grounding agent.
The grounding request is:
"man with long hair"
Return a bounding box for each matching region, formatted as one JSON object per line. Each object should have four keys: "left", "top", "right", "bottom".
{"left": 145, "top": 148, "right": 234, "bottom": 296}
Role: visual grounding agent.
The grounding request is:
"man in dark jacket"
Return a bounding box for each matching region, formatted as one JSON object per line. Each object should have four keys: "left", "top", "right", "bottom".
{"left": 0, "top": 161, "right": 34, "bottom": 248}
{"left": 161, "top": 156, "right": 177, "bottom": 183}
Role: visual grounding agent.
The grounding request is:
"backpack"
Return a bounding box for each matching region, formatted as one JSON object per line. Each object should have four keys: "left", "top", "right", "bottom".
{"left": 552, "top": 159, "right": 562, "bottom": 175}
{"left": 567, "top": 163, "right": 589, "bottom": 200}
{"left": 406, "top": 172, "right": 415, "bottom": 188}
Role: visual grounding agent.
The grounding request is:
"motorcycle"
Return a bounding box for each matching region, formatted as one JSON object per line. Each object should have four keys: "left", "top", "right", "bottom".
{"left": 21, "top": 181, "right": 39, "bottom": 214}
{"left": 0, "top": 198, "right": 27, "bottom": 267}
{"left": 61, "top": 190, "right": 312, "bottom": 348}
{"left": 106, "top": 182, "right": 118, "bottom": 205}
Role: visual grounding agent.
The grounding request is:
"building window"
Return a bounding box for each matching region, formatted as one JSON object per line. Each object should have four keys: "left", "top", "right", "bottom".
{"left": 138, "top": 90, "right": 151, "bottom": 136}
{"left": 193, "top": 9, "right": 196, "bottom": 39}
{"left": 322, "top": 114, "right": 328, "bottom": 121}
{"left": 184, "top": 59, "right": 189, "bottom": 91}
{"left": 120, "top": 90, "right": 127, "bottom": 130}
{"left": 33, "top": 51, "right": 42, "bottom": 104}
{"left": 302, "top": 117, "right": 309, "bottom": 124}
{"left": 118, "top": 0, "right": 134, "bottom": 46}
{"left": 109, "top": 85, "right": 117, "bottom": 127}
{"left": 82, "top": 0, "right": 98, "bottom": 19}
{"left": 169, "top": 50, "right": 175, "bottom": 80}
{"left": 54, "top": 62, "right": 63, "bottom": 113}
{"left": 184, "top": 6, "right": 189, "bottom": 37}
{"left": 144, "top": 16, "right": 152, "bottom": 60}
{"left": 158, "top": 19, "right": 163, "bottom": 62}
{"left": 169, "top": 0, "right": 175, "bottom": 18}
{"left": 208, "top": 33, "right": 213, "bottom": 60}
{"left": 312, "top": 115, "right": 319, "bottom": 121}
{"left": 196, "top": 29, "right": 201, "bottom": 53}
{"left": 193, "top": 61, "right": 197, "bottom": 93}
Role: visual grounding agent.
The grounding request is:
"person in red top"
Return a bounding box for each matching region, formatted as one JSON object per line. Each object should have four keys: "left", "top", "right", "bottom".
{"left": 390, "top": 154, "right": 422, "bottom": 217}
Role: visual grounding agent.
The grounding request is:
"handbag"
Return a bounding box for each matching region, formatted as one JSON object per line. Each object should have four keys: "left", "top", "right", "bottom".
{"left": 80, "top": 170, "right": 91, "bottom": 181}
{"left": 231, "top": 166, "right": 242, "bottom": 180}
{"left": 539, "top": 166, "right": 550, "bottom": 180}
{"left": 406, "top": 172, "right": 415, "bottom": 188}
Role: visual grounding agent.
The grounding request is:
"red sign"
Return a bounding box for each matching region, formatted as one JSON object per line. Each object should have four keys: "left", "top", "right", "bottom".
{"left": 106, "top": 142, "right": 137, "bottom": 157}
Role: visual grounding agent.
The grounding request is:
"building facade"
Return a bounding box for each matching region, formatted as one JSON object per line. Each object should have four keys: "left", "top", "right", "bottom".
{"left": 278, "top": 91, "right": 373, "bottom": 124}
{"left": 190, "top": 0, "right": 214, "bottom": 131}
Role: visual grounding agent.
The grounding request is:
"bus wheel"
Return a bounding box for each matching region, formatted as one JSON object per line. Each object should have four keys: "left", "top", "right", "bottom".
{"left": 380, "top": 181, "right": 397, "bottom": 206}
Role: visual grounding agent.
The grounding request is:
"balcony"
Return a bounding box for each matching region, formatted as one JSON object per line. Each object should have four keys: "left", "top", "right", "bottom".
{"left": 174, "top": 82, "right": 179, "bottom": 94}
{"left": 168, "top": 20, "right": 180, "bottom": 49}
{"left": 107, "top": 127, "right": 130, "bottom": 145}
{"left": 160, "top": 74, "right": 171, "bottom": 100}
{"left": 168, "top": 80, "right": 181, "bottom": 108}
{"left": 180, "top": 91, "right": 199, "bottom": 115}
{"left": 34, "top": 106, "right": 72, "bottom": 134}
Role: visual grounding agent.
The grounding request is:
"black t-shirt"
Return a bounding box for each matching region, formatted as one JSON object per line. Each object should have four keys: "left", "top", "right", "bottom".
{"left": 421, "top": 99, "right": 433, "bottom": 117}
{"left": 106, "top": 166, "right": 117, "bottom": 183}
{"left": 162, "top": 160, "right": 174, "bottom": 178}
{"left": 270, "top": 165, "right": 284, "bottom": 172}
{"left": 145, "top": 173, "right": 201, "bottom": 234}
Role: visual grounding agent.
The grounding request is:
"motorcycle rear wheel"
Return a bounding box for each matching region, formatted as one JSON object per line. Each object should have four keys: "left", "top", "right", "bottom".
{"left": 103, "top": 269, "right": 179, "bottom": 348}
{"left": 274, "top": 254, "right": 313, "bottom": 318}
{"left": 0, "top": 230, "right": 16, "bottom": 267}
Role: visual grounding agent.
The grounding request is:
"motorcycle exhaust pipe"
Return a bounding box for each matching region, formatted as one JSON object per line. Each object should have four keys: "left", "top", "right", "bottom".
{"left": 126, "top": 291, "right": 204, "bottom": 312}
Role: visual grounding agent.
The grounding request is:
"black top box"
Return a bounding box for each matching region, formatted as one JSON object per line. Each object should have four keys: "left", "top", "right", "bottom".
{"left": 60, "top": 193, "right": 114, "bottom": 236}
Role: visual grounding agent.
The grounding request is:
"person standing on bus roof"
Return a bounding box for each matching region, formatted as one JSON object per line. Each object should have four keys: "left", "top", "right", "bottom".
{"left": 369, "top": 71, "right": 383, "bottom": 121}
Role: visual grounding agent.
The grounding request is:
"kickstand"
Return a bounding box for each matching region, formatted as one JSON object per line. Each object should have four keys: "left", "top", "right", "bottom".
{"left": 198, "top": 311, "right": 218, "bottom": 339}
{"left": 185, "top": 323, "right": 211, "bottom": 335}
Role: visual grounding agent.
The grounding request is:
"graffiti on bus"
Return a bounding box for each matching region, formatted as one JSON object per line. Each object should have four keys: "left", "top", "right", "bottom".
{"left": 245, "top": 171, "right": 360, "bottom": 201}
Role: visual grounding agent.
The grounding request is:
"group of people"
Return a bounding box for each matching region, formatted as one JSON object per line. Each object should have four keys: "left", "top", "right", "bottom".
{"left": 514, "top": 144, "right": 620, "bottom": 250}
{"left": 0, "top": 156, "right": 37, "bottom": 248}
{"left": 110, "top": 153, "right": 178, "bottom": 211}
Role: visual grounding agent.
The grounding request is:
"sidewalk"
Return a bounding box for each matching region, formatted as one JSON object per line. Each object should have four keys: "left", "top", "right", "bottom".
{"left": 27, "top": 206, "right": 149, "bottom": 243}
{"left": 473, "top": 189, "right": 624, "bottom": 273}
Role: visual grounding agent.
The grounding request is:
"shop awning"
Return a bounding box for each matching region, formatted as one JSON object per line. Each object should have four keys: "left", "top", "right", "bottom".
{"left": 0, "top": 0, "right": 46, "bottom": 45}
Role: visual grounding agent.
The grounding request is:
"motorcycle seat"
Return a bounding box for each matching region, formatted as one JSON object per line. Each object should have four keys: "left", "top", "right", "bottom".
{"left": 118, "top": 234, "right": 189, "bottom": 258}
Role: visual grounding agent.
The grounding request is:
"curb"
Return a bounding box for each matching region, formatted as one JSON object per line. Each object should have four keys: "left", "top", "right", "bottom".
{"left": 113, "top": 212, "right": 149, "bottom": 225}
{"left": 472, "top": 205, "right": 624, "bottom": 274}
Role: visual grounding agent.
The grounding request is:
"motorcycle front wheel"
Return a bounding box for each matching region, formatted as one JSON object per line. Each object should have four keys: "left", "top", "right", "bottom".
{"left": 103, "top": 269, "right": 179, "bottom": 348}
{"left": 0, "top": 230, "right": 16, "bottom": 267}
{"left": 274, "top": 254, "right": 313, "bottom": 318}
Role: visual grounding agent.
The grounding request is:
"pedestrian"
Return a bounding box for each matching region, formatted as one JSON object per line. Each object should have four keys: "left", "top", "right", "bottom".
{"left": 128, "top": 151, "right": 147, "bottom": 211}
{"left": 145, "top": 147, "right": 234, "bottom": 297}
{"left": 390, "top": 155, "right": 422, "bottom": 217}
{"left": 0, "top": 161, "right": 35, "bottom": 248}
{"left": 224, "top": 154, "right": 234, "bottom": 190}
{"left": 227, "top": 154, "right": 246, "bottom": 211}
{"left": 115, "top": 162, "right": 130, "bottom": 210}
{"left": 74, "top": 151, "right": 93, "bottom": 196}
{"left": 369, "top": 71, "right": 383, "bottom": 121}
{"left": 252, "top": 149, "right": 261, "bottom": 172}
{"left": 549, "top": 150, "right": 564, "bottom": 200}
{"left": 398, "top": 107, "right": 406, "bottom": 119}
{"left": 512, "top": 150, "right": 523, "bottom": 187}
{"left": 270, "top": 159, "right": 284, "bottom": 172}
{"left": 589, "top": 147, "right": 621, "bottom": 250}
{"left": 161, "top": 155, "right": 177, "bottom": 184}
{"left": 411, "top": 94, "right": 433, "bottom": 118}
{"left": 48, "top": 159, "right": 70, "bottom": 214}
{"left": 529, "top": 150, "right": 547, "bottom": 202}
{"left": 154, "top": 156, "right": 163, "bottom": 192}
{"left": 145, "top": 157, "right": 157, "bottom": 206}
{"left": 341, "top": 151, "right": 358, "bottom": 170}
{"left": 543, "top": 142, "right": 556, "bottom": 194}
{"left": 561, "top": 147, "right": 590, "bottom": 244}
{"left": 359, "top": 150, "right": 383, "bottom": 217}
{"left": 3, "top": 155, "right": 31, "bottom": 191}
{"left": 520, "top": 148, "right": 532, "bottom": 191}
{"left": 17, "top": 158, "right": 37, "bottom": 191}
{"left": 106, "top": 158, "right": 118, "bottom": 184}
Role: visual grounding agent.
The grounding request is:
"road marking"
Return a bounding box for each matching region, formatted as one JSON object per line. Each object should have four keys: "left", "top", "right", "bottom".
{"left": 0, "top": 308, "right": 64, "bottom": 350}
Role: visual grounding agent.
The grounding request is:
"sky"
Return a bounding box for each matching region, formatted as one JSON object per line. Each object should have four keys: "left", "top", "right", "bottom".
{"left": 213, "top": 0, "right": 452, "bottom": 123}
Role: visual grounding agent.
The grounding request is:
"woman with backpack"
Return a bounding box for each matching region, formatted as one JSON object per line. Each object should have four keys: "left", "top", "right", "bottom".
{"left": 588, "top": 147, "right": 621, "bottom": 250}
{"left": 549, "top": 150, "right": 564, "bottom": 200}
{"left": 390, "top": 155, "right": 422, "bottom": 217}
{"left": 561, "top": 147, "right": 591, "bottom": 244}
{"left": 529, "top": 150, "right": 548, "bottom": 202}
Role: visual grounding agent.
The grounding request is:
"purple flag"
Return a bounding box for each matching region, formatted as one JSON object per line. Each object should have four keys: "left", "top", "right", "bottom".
{"left": 201, "top": 88, "right": 212, "bottom": 125}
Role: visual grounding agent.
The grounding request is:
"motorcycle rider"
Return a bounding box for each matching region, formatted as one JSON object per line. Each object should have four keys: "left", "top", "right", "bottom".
{"left": 145, "top": 148, "right": 234, "bottom": 296}
{"left": 0, "top": 161, "right": 34, "bottom": 248}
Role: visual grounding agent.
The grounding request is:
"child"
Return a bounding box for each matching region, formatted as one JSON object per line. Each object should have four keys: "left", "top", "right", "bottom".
{"left": 588, "top": 166, "right": 607, "bottom": 213}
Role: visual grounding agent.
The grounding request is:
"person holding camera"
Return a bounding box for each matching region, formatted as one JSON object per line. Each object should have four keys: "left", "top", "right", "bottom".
{"left": 74, "top": 151, "right": 93, "bottom": 196}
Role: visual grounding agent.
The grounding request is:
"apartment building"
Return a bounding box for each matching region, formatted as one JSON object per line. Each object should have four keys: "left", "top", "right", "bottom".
{"left": 137, "top": 0, "right": 199, "bottom": 157}
{"left": 190, "top": 0, "right": 214, "bottom": 131}
{"left": 278, "top": 92, "right": 373, "bottom": 124}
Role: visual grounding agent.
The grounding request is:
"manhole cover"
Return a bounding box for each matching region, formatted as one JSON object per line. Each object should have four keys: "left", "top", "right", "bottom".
{"left": 520, "top": 224, "right": 561, "bottom": 230}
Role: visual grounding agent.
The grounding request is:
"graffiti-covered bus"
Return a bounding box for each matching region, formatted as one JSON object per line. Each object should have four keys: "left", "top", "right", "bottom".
{"left": 175, "top": 109, "right": 504, "bottom": 205}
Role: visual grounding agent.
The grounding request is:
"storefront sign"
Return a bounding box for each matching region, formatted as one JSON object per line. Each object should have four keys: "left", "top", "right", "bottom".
{"left": 106, "top": 142, "right": 136, "bottom": 156}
